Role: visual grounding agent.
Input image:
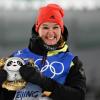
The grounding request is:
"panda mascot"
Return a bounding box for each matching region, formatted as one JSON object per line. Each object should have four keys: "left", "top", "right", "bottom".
{"left": 0, "top": 57, "right": 27, "bottom": 91}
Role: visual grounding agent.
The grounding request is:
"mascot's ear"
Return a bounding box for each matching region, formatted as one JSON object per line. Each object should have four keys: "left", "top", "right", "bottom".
{"left": 27, "top": 58, "right": 35, "bottom": 68}
{"left": 0, "top": 58, "right": 8, "bottom": 70}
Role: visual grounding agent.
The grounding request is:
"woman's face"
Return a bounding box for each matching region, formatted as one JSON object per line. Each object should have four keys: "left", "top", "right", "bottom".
{"left": 38, "top": 22, "right": 62, "bottom": 45}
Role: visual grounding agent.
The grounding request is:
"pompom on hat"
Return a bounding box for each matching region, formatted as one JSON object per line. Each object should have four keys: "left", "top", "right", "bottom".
{"left": 35, "top": 4, "right": 64, "bottom": 33}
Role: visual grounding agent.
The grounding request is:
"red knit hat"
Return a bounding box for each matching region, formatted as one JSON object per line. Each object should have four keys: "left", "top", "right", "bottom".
{"left": 35, "top": 4, "right": 64, "bottom": 33}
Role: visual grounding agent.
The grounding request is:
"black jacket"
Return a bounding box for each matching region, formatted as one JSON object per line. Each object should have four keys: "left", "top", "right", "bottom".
{"left": 0, "top": 26, "right": 86, "bottom": 100}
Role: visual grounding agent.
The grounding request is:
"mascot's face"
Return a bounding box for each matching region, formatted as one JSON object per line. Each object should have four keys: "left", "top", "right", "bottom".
{"left": 2, "top": 57, "right": 27, "bottom": 90}
{"left": 4, "top": 57, "right": 25, "bottom": 81}
{"left": 4, "top": 57, "right": 25, "bottom": 72}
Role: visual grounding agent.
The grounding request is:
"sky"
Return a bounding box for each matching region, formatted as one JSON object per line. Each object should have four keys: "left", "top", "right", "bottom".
{"left": 0, "top": 0, "right": 100, "bottom": 10}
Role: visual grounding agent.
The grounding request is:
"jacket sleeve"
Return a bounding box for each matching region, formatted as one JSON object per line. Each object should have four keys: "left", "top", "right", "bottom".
{"left": 0, "top": 70, "right": 16, "bottom": 100}
{"left": 49, "top": 56, "right": 86, "bottom": 100}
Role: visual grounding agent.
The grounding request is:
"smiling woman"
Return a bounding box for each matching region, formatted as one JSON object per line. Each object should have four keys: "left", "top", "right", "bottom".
{"left": 0, "top": 3, "right": 86, "bottom": 100}
{"left": 38, "top": 22, "right": 62, "bottom": 45}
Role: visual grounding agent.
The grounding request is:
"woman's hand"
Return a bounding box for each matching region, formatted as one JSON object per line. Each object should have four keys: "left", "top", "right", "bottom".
{"left": 0, "top": 69, "right": 7, "bottom": 85}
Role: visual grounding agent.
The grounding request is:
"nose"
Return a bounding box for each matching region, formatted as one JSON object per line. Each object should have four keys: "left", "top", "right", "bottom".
{"left": 47, "top": 30, "right": 55, "bottom": 37}
{"left": 47, "top": 30, "right": 55, "bottom": 38}
{"left": 48, "top": 28, "right": 54, "bottom": 34}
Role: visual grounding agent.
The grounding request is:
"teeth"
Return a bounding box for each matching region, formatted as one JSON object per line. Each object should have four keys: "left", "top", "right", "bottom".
{"left": 48, "top": 37, "right": 54, "bottom": 39}
{"left": 47, "top": 35, "right": 55, "bottom": 39}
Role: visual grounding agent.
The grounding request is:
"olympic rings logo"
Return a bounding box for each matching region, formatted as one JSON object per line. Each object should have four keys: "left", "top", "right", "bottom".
{"left": 34, "top": 59, "right": 64, "bottom": 78}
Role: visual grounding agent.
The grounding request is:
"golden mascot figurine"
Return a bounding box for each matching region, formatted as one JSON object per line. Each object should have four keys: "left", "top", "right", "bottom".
{"left": 0, "top": 57, "right": 34, "bottom": 91}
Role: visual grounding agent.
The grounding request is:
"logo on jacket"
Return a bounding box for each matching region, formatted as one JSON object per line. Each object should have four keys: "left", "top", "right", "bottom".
{"left": 34, "top": 59, "right": 64, "bottom": 78}
{"left": 14, "top": 83, "right": 42, "bottom": 100}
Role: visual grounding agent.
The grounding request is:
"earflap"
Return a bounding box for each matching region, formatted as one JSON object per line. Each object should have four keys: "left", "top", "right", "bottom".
{"left": 31, "top": 25, "right": 38, "bottom": 38}
{"left": 62, "top": 26, "right": 68, "bottom": 41}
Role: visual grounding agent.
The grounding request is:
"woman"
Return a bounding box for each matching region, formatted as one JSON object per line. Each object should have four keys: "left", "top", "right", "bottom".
{"left": 0, "top": 4, "right": 86, "bottom": 100}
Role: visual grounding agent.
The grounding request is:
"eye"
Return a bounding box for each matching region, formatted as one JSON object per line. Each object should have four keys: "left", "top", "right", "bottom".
{"left": 7, "top": 61, "right": 13, "bottom": 66}
{"left": 42, "top": 26, "right": 49, "bottom": 29}
{"left": 53, "top": 26, "right": 59, "bottom": 29}
{"left": 17, "top": 61, "right": 23, "bottom": 66}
